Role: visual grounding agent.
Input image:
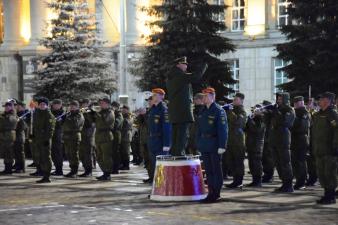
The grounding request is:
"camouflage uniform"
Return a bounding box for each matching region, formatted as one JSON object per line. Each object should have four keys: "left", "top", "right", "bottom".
{"left": 120, "top": 113, "right": 133, "bottom": 170}
{"left": 62, "top": 109, "right": 84, "bottom": 177}
{"left": 0, "top": 107, "right": 18, "bottom": 174}
{"left": 270, "top": 93, "right": 295, "bottom": 192}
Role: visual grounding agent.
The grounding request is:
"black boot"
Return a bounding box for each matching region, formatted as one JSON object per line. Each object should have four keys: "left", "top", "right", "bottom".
{"left": 305, "top": 177, "right": 317, "bottom": 186}
{"left": 317, "top": 189, "right": 336, "bottom": 204}
{"left": 226, "top": 177, "right": 243, "bottom": 189}
{"left": 36, "top": 176, "right": 51, "bottom": 183}
{"left": 27, "top": 162, "right": 36, "bottom": 167}
{"left": 51, "top": 167, "right": 63, "bottom": 176}
{"left": 30, "top": 166, "right": 43, "bottom": 176}
{"left": 97, "top": 172, "right": 111, "bottom": 181}
{"left": 274, "top": 181, "right": 294, "bottom": 193}
{"left": 79, "top": 168, "right": 92, "bottom": 177}
{"left": 262, "top": 174, "right": 273, "bottom": 183}
{"left": 13, "top": 163, "right": 25, "bottom": 173}
{"left": 143, "top": 178, "right": 153, "bottom": 184}
{"left": 246, "top": 176, "right": 262, "bottom": 187}
{"left": 293, "top": 181, "right": 306, "bottom": 190}
{"left": 64, "top": 169, "right": 78, "bottom": 178}
{"left": 0, "top": 163, "right": 13, "bottom": 175}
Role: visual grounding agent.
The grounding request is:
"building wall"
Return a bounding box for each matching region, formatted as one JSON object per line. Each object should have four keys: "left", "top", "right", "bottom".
{"left": 0, "top": 0, "right": 290, "bottom": 110}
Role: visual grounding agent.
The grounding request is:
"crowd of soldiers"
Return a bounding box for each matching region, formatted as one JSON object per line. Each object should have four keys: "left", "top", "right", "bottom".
{"left": 0, "top": 57, "right": 337, "bottom": 205}
{"left": 0, "top": 97, "right": 134, "bottom": 183}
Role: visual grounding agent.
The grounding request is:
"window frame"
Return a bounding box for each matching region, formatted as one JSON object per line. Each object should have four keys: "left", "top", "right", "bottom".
{"left": 277, "top": 0, "right": 291, "bottom": 28}
{"left": 273, "top": 58, "right": 288, "bottom": 93}
{"left": 231, "top": 0, "right": 245, "bottom": 32}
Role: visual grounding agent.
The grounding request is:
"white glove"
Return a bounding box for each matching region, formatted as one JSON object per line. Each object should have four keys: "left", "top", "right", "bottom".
{"left": 163, "top": 146, "right": 170, "bottom": 152}
{"left": 218, "top": 148, "right": 226, "bottom": 154}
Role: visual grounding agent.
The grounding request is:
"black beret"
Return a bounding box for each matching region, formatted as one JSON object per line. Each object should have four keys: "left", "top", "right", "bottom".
{"left": 122, "top": 105, "right": 130, "bottom": 111}
{"left": 111, "top": 101, "right": 120, "bottom": 108}
{"left": 262, "top": 100, "right": 272, "bottom": 106}
{"left": 99, "top": 97, "right": 110, "bottom": 104}
{"left": 3, "top": 102, "right": 14, "bottom": 107}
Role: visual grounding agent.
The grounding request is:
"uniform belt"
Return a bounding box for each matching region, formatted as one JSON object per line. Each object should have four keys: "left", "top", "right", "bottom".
{"left": 150, "top": 133, "right": 162, "bottom": 137}
{"left": 201, "top": 134, "right": 216, "bottom": 138}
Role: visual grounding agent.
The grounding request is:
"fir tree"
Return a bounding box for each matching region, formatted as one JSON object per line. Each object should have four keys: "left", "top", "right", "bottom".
{"left": 34, "top": 0, "right": 116, "bottom": 101}
{"left": 131, "top": 0, "right": 235, "bottom": 101}
{"left": 276, "top": 0, "right": 338, "bottom": 97}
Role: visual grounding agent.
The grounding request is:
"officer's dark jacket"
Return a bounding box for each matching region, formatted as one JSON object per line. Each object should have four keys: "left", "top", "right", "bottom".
{"left": 62, "top": 110, "right": 85, "bottom": 142}
{"left": 312, "top": 105, "right": 338, "bottom": 156}
{"left": 82, "top": 109, "right": 96, "bottom": 139}
{"left": 95, "top": 108, "right": 115, "bottom": 143}
{"left": 271, "top": 93, "right": 295, "bottom": 130}
{"left": 227, "top": 105, "right": 247, "bottom": 146}
{"left": 166, "top": 63, "right": 208, "bottom": 123}
{"left": 196, "top": 102, "right": 228, "bottom": 153}
{"left": 0, "top": 110, "right": 18, "bottom": 142}
{"left": 112, "top": 110, "right": 123, "bottom": 145}
{"left": 32, "top": 109, "right": 55, "bottom": 141}
{"left": 52, "top": 109, "right": 65, "bottom": 130}
{"left": 147, "top": 101, "right": 171, "bottom": 153}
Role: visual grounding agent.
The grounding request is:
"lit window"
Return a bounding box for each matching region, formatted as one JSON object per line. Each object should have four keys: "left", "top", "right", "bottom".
{"left": 0, "top": 0, "right": 3, "bottom": 44}
{"left": 228, "top": 59, "right": 240, "bottom": 97}
{"left": 231, "top": 0, "right": 245, "bottom": 31}
{"left": 277, "top": 0, "right": 291, "bottom": 27}
{"left": 274, "top": 58, "right": 288, "bottom": 93}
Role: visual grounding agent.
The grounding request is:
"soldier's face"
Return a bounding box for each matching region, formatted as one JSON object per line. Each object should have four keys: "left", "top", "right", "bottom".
{"left": 294, "top": 101, "right": 304, "bottom": 109}
{"left": 52, "top": 104, "right": 62, "bottom": 110}
{"left": 4, "top": 105, "right": 13, "bottom": 112}
{"left": 69, "top": 105, "right": 78, "bottom": 111}
{"left": 233, "top": 97, "right": 243, "bottom": 106}
{"left": 194, "top": 98, "right": 203, "bottom": 105}
{"left": 319, "top": 98, "right": 330, "bottom": 110}
{"left": 38, "top": 103, "right": 48, "bottom": 110}
{"left": 277, "top": 96, "right": 283, "bottom": 105}
{"left": 99, "top": 101, "right": 109, "bottom": 109}
{"left": 16, "top": 105, "right": 24, "bottom": 112}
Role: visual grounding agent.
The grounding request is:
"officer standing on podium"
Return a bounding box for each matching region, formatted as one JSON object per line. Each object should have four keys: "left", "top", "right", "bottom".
{"left": 197, "top": 87, "right": 228, "bottom": 203}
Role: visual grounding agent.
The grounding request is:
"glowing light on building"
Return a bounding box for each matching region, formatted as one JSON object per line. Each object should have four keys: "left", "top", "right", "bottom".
{"left": 245, "top": 0, "right": 265, "bottom": 37}
{"left": 20, "top": 0, "right": 31, "bottom": 43}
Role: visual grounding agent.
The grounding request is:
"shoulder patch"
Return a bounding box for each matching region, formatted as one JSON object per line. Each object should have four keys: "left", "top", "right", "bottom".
{"left": 330, "top": 120, "right": 337, "bottom": 127}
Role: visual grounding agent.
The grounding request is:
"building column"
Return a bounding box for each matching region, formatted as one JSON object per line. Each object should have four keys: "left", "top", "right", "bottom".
{"left": 126, "top": 0, "right": 138, "bottom": 45}
{"left": 0, "top": 0, "right": 24, "bottom": 49}
{"left": 28, "top": 0, "right": 48, "bottom": 47}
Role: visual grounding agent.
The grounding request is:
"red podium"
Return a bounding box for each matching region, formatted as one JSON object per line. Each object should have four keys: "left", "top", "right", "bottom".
{"left": 150, "top": 155, "right": 207, "bottom": 201}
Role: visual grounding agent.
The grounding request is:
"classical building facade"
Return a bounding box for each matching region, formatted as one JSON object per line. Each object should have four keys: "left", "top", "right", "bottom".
{"left": 0, "top": 0, "right": 290, "bottom": 109}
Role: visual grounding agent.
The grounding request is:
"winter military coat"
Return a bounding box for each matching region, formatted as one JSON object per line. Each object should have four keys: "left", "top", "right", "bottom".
{"left": 113, "top": 110, "right": 123, "bottom": 145}
{"left": 81, "top": 109, "right": 96, "bottom": 145}
{"left": 0, "top": 110, "right": 18, "bottom": 143}
{"left": 32, "top": 109, "right": 55, "bottom": 142}
{"left": 166, "top": 63, "right": 208, "bottom": 123}
{"left": 227, "top": 105, "right": 247, "bottom": 147}
{"left": 95, "top": 108, "right": 115, "bottom": 143}
{"left": 16, "top": 110, "right": 28, "bottom": 143}
{"left": 62, "top": 110, "right": 85, "bottom": 142}
{"left": 121, "top": 113, "right": 133, "bottom": 143}
{"left": 291, "top": 107, "right": 310, "bottom": 150}
{"left": 312, "top": 106, "right": 338, "bottom": 157}
{"left": 245, "top": 114, "right": 266, "bottom": 153}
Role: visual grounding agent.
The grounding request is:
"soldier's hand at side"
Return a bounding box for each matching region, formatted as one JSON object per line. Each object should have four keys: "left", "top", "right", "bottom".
{"left": 218, "top": 148, "right": 226, "bottom": 154}
{"left": 163, "top": 146, "right": 170, "bottom": 152}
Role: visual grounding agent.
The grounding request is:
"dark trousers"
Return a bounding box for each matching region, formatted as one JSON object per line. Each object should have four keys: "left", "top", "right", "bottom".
{"left": 51, "top": 130, "right": 63, "bottom": 172}
{"left": 262, "top": 141, "right": 275, "bottom": 178}
{"left": 170, "top": 123, "right": 189, "bottom": 156}
{"left": 291, "top": 147, "right": 308, "bottom": 185}
{"left": 202, "top": 152, "right": 223, "bottom": 196}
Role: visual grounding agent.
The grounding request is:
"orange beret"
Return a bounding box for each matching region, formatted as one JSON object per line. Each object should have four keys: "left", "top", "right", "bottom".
{"left": 152, "top": 88, "right": 165, "bottom": 95}
{"left": 202, "top": 87, "right": 216, "bottom": 94}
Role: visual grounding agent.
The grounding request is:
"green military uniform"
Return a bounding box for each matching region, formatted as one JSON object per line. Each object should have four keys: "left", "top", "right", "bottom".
{"left": 270, "top": 93, "right": 295, "bottom": 192}
{"left": 166, "top": 57, "right": 208, "bottom": 156}
{"left": 31, "top": 99, "right": 56, "bottom": 182}
{"left": 245, "top": 110, "right": 266, "bottom": 187}
{"left": 261, "top": 100, "right": 275, "bottom": 183}
{"left": 306, "top": 108, "right": 317, "bottom": 186}
{"left": 95, "top": 105, "right": 115, "bottom": 180}
{"left": 312, "top": 92, "right": 338, "bottom": 204}
{"left": 79, "top": 107, "right": 96, "bottom": 177}
{"left": 226, "top": 104, "right": 247, "bottom": 188}
{"left": 136, "top": 113, "right": 150, "bottom": 178}
{"left": 62, "top": 106, "right": 84, "bottom": 177}
{"left": 112, "top": 107, "right": 123, "bottom": 173}
{"left": 0, "top": 105, "right": 18, "bottom": 175}
{"left": 187, "top": 104, "right": 204, "bottom": 155}
{"left": 51, "top": 102, "right": 65, "bottom": 176}
{"left": 291, "top": 96, "right": 310, "bottom": 189}
{"left": 14, "top": 111, "right": 27, "bottom": 173}
{"left": 120, "top": 113, "right": 133, "bottom": 170}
